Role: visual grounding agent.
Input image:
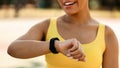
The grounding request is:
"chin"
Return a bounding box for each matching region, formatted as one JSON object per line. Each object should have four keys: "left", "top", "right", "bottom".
{"left": 65, "top": 10, "right": 79, "bottom": 16}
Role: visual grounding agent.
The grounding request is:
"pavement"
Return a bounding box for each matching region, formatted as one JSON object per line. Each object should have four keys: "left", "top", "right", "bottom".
{"left": 0, "top": 9, "right": 120, "bottom": 68}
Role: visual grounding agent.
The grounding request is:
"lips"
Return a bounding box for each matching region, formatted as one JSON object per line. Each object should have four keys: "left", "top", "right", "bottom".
{"left": 64, "top": 1, "right": 77, "bottom": 6}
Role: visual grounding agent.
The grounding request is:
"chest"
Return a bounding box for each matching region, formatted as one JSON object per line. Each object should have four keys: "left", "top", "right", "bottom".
{"left": 57, "top": 23, "right": 99, "bottom": 44}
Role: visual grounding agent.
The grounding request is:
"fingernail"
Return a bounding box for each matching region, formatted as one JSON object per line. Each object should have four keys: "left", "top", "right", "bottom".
{"left": 75, "top": 59, "right": 79, "bottom": 62}
{"left": 69, "top": 57, "right": 73, "bottom": 59}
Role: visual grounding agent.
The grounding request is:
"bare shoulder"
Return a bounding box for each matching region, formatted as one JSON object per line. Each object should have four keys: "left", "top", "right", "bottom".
{"left": 105, "top": 25, "right": 115, "bottom": 37}
{"left": 105, "top": 25, "right": 118, "bottom": 47}
{"left": 32, "top": 19, "right": 50, "bottom": 34}
{"left": 103, "top": 25, "right": 119, "bottom": 68}
{"left": 17, "top": 18, "right": 50, "bottom": 40}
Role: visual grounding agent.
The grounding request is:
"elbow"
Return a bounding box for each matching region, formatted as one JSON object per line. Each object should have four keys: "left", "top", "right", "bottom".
{"left": 7, "top": 44, "right": 20, "bottom": 58}
{"left": 7, "top": 46, "right": 16, "bottom": 58}
{"left": 7, "top": 44, "right": 28, "bottom": 59}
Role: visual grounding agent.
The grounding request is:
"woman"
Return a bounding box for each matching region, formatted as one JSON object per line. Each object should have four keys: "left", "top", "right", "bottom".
{"left": 7, "top": 0, "right": 119, "bottom": 68}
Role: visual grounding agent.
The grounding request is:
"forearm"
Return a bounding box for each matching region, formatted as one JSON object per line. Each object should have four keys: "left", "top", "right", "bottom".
{"left": 7, "top": 40, "right": 50, "bottom": 59}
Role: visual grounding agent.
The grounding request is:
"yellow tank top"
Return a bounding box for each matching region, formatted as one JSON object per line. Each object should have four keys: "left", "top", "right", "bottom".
{"left": 45, "top": 18, "right": 105, "bottom": 68}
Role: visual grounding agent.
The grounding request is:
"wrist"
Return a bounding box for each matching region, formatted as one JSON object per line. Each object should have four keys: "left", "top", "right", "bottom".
{"left": 49, "top": 38, "right": 59, "bottom": 54}
{"left": 55, "top": 40, "right": 60, "bottom": 53}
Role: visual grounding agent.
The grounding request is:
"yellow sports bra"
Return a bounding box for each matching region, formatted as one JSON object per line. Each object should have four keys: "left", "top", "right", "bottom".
{"left": 45, "top": 18, "right": 105, "bottom": 68}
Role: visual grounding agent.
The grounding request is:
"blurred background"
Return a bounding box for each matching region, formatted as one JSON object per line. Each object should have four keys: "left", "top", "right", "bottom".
{"left": 0, "top": 0, "right": 120, "bottom": 68}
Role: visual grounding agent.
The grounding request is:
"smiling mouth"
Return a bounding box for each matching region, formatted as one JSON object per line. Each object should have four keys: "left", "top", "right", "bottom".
{"left": 64, "top": 1, "right": 77, "bottom": 6}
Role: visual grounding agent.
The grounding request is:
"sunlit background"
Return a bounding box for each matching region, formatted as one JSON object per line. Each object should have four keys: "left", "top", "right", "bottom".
{"left": 0, "top": 0, "right": 120, "bottom": 68}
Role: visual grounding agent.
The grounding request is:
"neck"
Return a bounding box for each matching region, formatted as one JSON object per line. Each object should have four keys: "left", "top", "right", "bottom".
{"left": 63, "top": 8, "right": 91, "bottom": 25}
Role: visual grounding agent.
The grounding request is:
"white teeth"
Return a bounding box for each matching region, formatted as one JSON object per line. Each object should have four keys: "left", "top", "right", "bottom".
{"left": 65, "top": 2, "right": 75, "bottom": 6}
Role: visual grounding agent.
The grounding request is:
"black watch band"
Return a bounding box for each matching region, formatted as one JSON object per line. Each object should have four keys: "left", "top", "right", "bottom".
{"left": 49, "top": 37, "right": 59, "bottom": 54}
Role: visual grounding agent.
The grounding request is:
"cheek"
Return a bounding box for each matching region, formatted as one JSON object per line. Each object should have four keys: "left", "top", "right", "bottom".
{"left": 57, "top": 0, "right": 63, "bottom": 7}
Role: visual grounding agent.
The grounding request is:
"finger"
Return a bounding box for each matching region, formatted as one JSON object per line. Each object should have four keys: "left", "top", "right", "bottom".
{"left": 77, "top": 42, "right": 85, "bottom": 54}
{"left": 67, "top": 53, "right": 86, "bottom": 62}
{"left": 66, "top": 53, "right": 71, "bottom": 57}
{"left": 69, "top": 49, "right": 80, "bottom": 56}
{"left": 70, "top": 41, "right": 85, "bottom": 56}
{"left": 72, "top": 54, "right": 82, "bottom": 59}
{"left": 73, "top": 53, "right": 86, "bottom": 62}
{"left": 69, "top": 39, "right": 79, "bottom": 52}
{"left": 78, "top": 54, "right": 86, "bottom": 62}
{"left": 68, "top": 50, "right": 85, "bottom": 59}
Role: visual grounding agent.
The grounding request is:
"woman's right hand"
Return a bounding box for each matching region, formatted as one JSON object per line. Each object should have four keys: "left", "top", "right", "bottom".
{"left": 55, "top": 39, "right": 86, "bottom": 62}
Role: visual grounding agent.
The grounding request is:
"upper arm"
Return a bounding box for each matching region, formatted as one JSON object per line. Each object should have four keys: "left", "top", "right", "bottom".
{"left": 102, "top": 26, "right": 119, "bottom": 68}
{"left": 17, "top": 19, "right": 50, "bottom": 41}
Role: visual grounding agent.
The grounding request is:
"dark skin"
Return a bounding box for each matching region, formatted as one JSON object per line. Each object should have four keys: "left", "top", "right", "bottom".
{"left": 8, "top": 0, "right": 119, "bottom": 68}
{"left": 7, "top": 17, "right": 119, "bottom": 67}
{"left": 57, "top": 16, "right": 99, "bottom": 44}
